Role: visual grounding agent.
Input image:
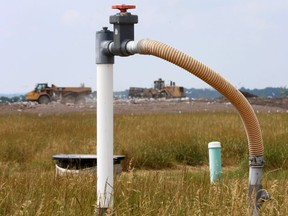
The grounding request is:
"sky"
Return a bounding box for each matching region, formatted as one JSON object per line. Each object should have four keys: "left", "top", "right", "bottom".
{"left": 0, "top": 0, "right": 287, "bottom": 94}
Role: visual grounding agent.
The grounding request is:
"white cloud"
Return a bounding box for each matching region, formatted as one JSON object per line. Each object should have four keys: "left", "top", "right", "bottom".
{"left": 61, "top": 9, "right": 81, "bottom": 26}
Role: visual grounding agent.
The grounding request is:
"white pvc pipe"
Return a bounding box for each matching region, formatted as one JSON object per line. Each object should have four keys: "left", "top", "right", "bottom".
{"left": 97, "top": 64, "right": 114, "bottom": 209}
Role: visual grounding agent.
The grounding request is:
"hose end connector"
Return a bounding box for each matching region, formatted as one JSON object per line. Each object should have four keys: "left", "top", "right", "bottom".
{"left": 249, "top": 156, "right": 265, "bottom": 167}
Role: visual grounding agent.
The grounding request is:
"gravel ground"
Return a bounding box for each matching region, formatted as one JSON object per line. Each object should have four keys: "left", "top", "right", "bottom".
{"left": 0, "top": 97, "right": 287, "bottom": 115}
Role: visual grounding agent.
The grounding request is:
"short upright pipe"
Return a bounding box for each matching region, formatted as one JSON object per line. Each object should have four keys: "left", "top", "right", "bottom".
{"left": 248, "top": 157, "right": 269, "bottom": 216}
{"left": 208, "top": 141, "right": 222, "bottom": 183}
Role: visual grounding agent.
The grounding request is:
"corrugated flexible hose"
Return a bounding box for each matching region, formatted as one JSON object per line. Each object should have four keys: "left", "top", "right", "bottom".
{"left": 128, "top": 39, "right": 264, "bottom": 157}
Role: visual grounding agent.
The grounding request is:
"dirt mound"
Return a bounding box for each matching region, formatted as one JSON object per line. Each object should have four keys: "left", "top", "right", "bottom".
{"left": 247, "top": 97, "right": 288, "bottom": 110}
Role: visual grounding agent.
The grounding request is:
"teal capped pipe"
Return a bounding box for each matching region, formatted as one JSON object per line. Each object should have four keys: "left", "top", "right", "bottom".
{"left": 208, "top": 141, "right": 222, "bottom": 183}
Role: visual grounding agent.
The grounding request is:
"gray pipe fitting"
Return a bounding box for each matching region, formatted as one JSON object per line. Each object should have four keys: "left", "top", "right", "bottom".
{"left": 96, "top": 27, "right": 114, "bottom": 64}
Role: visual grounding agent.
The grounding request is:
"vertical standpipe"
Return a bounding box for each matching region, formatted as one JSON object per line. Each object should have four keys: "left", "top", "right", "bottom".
{"left": 96, "top": 28, "right": 114, "bottom": 210}
{"left": 208, "top": 141, "right": 222, "bottom": 183}
{"left": 95, "top": 5, "right": 138, "bottom": 212}
{"left": 97, "top": 64, "right": 113, "bottom": 208}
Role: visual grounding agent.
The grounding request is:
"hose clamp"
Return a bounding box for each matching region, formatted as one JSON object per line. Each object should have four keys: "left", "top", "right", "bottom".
{"left": 249, "top": 156, "right": 265, "bottom": 167}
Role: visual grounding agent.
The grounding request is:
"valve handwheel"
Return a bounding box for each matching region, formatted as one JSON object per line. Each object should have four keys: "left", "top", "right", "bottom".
{"left": 112, "top": 4, "right": 136, "bottom": 13}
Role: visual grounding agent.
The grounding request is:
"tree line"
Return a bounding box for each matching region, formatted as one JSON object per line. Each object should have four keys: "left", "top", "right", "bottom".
{"left": 0, "top": 95, "right": 25, "bottom": 103}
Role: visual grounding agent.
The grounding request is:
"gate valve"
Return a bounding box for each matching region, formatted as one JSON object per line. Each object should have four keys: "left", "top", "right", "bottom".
{"left": 112, "top": 4, "right": 136, "bottom": 13}
{"left": 109, "top": 4, "right": 138, "bottom": 56}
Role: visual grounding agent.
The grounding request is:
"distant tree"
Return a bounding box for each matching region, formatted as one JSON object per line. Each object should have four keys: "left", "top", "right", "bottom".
{"left": 0, "top": 95, "right": 25, "bottom": 103}
{"left": 280, "top": 86, "right": 288, "bottom": 97}
{"left": 0, "top": 97, "right": 10, "bottom": 103}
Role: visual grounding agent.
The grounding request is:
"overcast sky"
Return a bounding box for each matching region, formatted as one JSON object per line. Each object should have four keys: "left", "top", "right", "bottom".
{"left": 1, "top": 0, "right": 287, "bottom": 93}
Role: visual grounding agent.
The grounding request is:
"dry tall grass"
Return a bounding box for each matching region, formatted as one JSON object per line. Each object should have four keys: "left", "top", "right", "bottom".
{"left": 0, "top": 111, "right": 287, "bottom": 215}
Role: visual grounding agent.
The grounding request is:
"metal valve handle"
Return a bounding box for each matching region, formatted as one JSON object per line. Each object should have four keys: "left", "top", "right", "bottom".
{"left": 112, "top": 4, "right": 136, "bottom": 13}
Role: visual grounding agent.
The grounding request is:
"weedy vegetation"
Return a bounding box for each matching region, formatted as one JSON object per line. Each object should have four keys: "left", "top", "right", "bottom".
{"left": 0, "top": 111, "right": 287, "bottom": 215}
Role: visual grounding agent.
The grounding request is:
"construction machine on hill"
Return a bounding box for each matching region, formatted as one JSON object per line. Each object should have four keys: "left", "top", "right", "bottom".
{"left": 128, "top": 78, "right": 185, "bottom": 99}
{"left": 26, "top": 83, "right": 92, "bottom": 104}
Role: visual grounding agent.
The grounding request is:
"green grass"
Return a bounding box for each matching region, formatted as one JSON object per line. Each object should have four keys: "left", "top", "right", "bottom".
{"left": 0, "top": 111, "right": 287, "bottom": 215}
{"left": 115, "top": 112, "right": 288, "bottom": 170}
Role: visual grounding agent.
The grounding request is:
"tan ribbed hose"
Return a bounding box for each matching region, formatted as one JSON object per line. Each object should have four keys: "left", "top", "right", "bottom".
{"left": 134, "top": 39, "right": 263, "bottom": 156}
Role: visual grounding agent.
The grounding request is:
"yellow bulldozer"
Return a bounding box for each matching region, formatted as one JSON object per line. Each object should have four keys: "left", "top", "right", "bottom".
{"left": 128, "top": 78, "right": 185, "bottom": 98}
{"left": 26, "top": 83, "right": 92, "bottom": 104}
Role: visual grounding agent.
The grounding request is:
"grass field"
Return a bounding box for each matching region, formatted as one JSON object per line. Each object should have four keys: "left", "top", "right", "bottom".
{"left": 0, "top": 111, "right": 287, "bottom": 215}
